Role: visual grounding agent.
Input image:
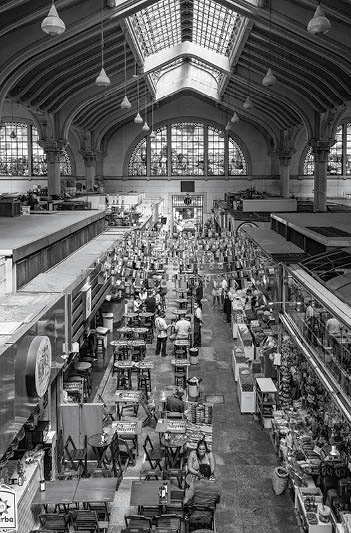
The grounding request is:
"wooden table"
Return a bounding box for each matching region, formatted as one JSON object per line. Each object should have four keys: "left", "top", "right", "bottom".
{"left": 111, "top": 419, "right": 142, "bottom": 455}
{"left": 155, "top": 418, "right": 187, "bottom": 434}
{"left": 115, "top": 390, "right": 143, "bottom": 420}
{"left": 32, "top": 480, "right": 77, "bottom": 509}
{"left": 73, "top": 478, "right": 117, "bottom": 503}
{"left": 172, "top": 309, "right": 187, "bottom": 318}
{"left": 160, "top": 434, "right": 187, "bottom": 468}
{"left": 88, "top": 433, "right": 114, "bottom": 468}
{"left": 175, "top": 298, "right": 188, "bottom": 309}
{"left": 130, "top": 480, "right": 170, "bottom": 509}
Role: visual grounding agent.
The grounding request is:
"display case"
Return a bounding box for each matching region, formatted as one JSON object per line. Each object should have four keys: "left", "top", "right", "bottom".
{"left": 237, "top": 367, "right": 256, "bottom": 413}
{"left": 232, "top": 349, "right": 248, "bottom": 382}
{"left": 255, "top": 377, "right": 277, "bottom": 428}
{"left": 296, "top": 487, "right": 332, "bottom": 533}
{"left": 237, "top": 324, "right": 254, "bottom": 360}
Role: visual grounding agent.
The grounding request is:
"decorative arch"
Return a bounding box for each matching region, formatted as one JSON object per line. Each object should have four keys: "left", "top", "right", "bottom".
{"left": 123, "top": 119, "right": 251, "bottom": 177}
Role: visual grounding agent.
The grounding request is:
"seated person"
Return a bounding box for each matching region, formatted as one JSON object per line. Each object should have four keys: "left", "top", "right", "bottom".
{"left": 184, "top": 464, "right": 220, "bottom": 530}
{"left": 145, "top": 291, "right": 157, "bottom": 314}
{"left": 175, "top": 315, "right": 192, "bottom": 339}
{"left": 186, "top": 439, "right": 215, "bottom": 486}
{"left": 166, "top": 387, "right": 185, "bottom": 413}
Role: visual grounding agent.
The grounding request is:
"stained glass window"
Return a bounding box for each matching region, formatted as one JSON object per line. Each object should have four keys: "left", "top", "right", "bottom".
{"left": 303, "top": 147, "right": 314, "bottom": 176}
{"left": 171, "top": 122, "right": 204, "bottom": 176}
{"left": 208, "top": 126, "right": 225, "bottom": 175}
{"left": 303, "top": 122, "right": 351, "bottom": 176}
{"left": 128, "top": 121, "right": 248, "bottom": 177}
{"left": 0, "top": 122, "right": 29, "bottom": 175}
{"left": 128, "top": 138, "right": 147, "bottom": 176}
{"left": 0, "top": 122, "right": 72, "bottom": 176}
{"left": 328, "top": 125, "right": 342, "bottom": 175}
{"left": 150, "top": 126, "right": 168, "bottom": 176}
{"left": 228, "top": 136, "right": 246, "bottom": 175}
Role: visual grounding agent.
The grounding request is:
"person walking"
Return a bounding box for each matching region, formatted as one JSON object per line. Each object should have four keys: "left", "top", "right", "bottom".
{"left": 155, "top": 310, "right": 171, "bottom": 357}
{"left": 193, "top": 301, "right": 204, "bottom": 347}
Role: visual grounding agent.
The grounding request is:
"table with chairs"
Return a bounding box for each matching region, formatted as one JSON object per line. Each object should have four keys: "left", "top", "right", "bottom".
{"left": 115, "top": 389, "right": 143, "bottom": 420}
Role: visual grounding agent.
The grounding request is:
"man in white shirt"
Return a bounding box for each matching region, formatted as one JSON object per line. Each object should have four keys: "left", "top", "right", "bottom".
{"left": 175, "top": 315, "right": 192, "bottom": 339}
{"left": 193, "top": 302, "right": 204, "bottom": 347}
{"left": 155, "top": 311, "right": 171, "bottom": 357}
{"left": 220, "top": 276, "right": 228, "bottom": 304}
{"left": 326, "top": 316, "right": 341, "bottom": 349}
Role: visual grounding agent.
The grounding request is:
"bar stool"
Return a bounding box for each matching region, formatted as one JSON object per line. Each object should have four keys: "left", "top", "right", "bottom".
{"left": 96, "top": 337, "right": 105, "bottom": 358}
{"left": 115, "top": 365, "right": 132, "bottom": 389}
{"left": 114, "top": 346, "right": 129, "bottom": 362}
{"left": 174, "top": 367, "right": 187, "bottom": 389}
{"left": 131, "top": 345, "right": 144, "bottom": 362}
{"left": 76, "top": 362, "right": 92, "bottom": 395}
{"left": 137, "top": 367, "right": 152, "bottom": 394}
{"left": 144, "top": 325, "right": 154, "bottom": 344}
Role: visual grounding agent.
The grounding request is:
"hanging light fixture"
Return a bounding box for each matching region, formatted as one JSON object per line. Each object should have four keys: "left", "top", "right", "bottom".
{"left": 262, "top": 1, "right": 277, "bottom": 87}
{"left": 142, "top": 84, "right": 149, "bottom": 131}
{"left": 231, "top": 111, "right": 240, "bottom": 124}
{"left": 10, "top": 100, "right": 16, "bottom": 139}
{"left": 244, "top": 36, "right": 254, "bottom": 110}
{"left": 150, "top": 99, "right": 156, "bottom": 139}
{"left": 134, "top": 77, "right": 143, "bottom": 124}
{"left": 132, "top": 61, "right": 139, "bottom": 79}
{"left": 95, "top": 0, "right": 110, "bottom": 87}
{"left": 307, "top": 3, "right": 331, "bottom": 35}
{"left": 41, "top": 0, "right": 66, "bottom": 35}
{"left": 120, "top": 42, "right": 131, "bottom": 109}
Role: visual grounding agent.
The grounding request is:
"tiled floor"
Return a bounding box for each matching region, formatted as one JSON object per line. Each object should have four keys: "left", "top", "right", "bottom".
{"left": 94, "top": 262, "right": 300, "bottom": 533}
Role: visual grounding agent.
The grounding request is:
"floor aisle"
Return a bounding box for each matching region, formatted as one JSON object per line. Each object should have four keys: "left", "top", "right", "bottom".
{"left": 98, "top": 261, "right": 300, "bottom": 533}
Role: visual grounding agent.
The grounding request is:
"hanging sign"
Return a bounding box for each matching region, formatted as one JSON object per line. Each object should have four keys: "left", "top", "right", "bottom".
{"left": 26, "top": 335, "right": 52, "bottom": 398}
{"left": 81, "top": 284, "right": 92, "bottom": 320}
{"left": 0, "top": 484, "right": 17, "bottom": 530}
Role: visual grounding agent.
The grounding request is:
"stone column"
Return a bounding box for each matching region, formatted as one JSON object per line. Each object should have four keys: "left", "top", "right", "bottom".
{"left": 39, "top": 140, "right": 66, "bottom": 197}
{"left": 277, "top": 150, "right": 293, "bottom": 198}
{"left": 310, "top": 139, "right": 331, "bottom": 212}
{"left": 81, "top": 150, "right": 97, "bottom": 191}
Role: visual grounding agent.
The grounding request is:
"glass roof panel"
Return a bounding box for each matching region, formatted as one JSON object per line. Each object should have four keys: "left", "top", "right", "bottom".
{"left": 192, "top": 0, "right": 241, "bottom": 56}
{"left": 129, "top": 0, "right": 182, "bottom": 57}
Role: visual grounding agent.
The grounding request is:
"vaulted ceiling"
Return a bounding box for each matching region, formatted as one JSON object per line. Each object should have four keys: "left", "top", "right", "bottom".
{"left": 1, "top": 0, "right": 350, "bottom": 146}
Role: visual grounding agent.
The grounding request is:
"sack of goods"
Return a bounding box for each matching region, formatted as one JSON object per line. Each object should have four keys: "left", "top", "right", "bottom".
{"left": 272, "top": 466, "right": 289, "bottom": 495}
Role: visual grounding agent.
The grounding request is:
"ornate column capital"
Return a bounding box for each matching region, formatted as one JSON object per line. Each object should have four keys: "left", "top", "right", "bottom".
{"left": 80, "top": 149, "right": 97, "bottom": 167}
{"left": 276, "top": 148, "right": 295, "bottom": 166}
{"left": 38, "top": 140, "right": 67, "bottom": 163}
{"left": 308, "top": 138, "right": 334, "bottom": 161}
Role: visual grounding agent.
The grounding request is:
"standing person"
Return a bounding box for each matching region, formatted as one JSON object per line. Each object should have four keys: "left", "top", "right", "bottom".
{"left": 220, "top": 275, "right": 228, "bottom": 305}
{"left": 305, "top": 300, "right": 315, "bottom": 342}
{"left": 145, "top": 291, "right": 157, "bottom": 314}
{"left": 211, "top": 277, "right": 221, "bottom": 309}
{"left": 193, "top": 302, "right": 204, "bottom": 347}
{"left": 223, "top": 290, "right": 232, "bottom": 324}
{"left": 155, "top": 310, "right": 170, "bottom": 357}
{"left": 175, "top": 314, "right": 192, "bottom": 340}
{"left": 195, "top": 278, "right": 204, "bottom": 305}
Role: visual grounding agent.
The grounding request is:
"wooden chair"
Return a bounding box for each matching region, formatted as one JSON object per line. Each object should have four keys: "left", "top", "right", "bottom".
{"left": 143, "top": 435, "right": 164, "bottom": 471}
{"left": 118, "top": 437, "right": 136, "bottom": 470}
{"left": 124, "top": 515, "right": 152, "bottom": 530}
{"left": 88, "top": 501, "right": 110, "bottom": 520}
{"left": 162, "top": 469, "right": 185, "bottom": 489}
{"left": 64, "top": 435, "right": 87, "bottom": 474}
{"left": 72, "top": 509, "right": 108, "bottom": 532}
{"left": 39, "top": 512, "right": 69, "bottom": 532}
{"left": 97, "top": 394, "right": 116, "bottom": 424}
{"left": 185, "top": 504, "right": 216, "bottom": 532}
{"left": 154, "top": 514, "right": 182, "bottom": 533}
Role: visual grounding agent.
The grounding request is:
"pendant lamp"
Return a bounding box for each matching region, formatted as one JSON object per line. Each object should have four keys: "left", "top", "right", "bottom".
{"left": 142, "top": 84, "right": 149, "bottom": 131}
{"left": 262, "top": 1, "right": 277, "bottom": 87}
{"left": 262, "top": 67, "right": 277, "bottom": 87}
{"left": 307, "top": 4, "right": 331, "bottom": 35}
{"left": 95, "top": 0, "right": 110, "bottom": 87}
{"left": 134, "top": 77, "right": 143, "bottom": 124}
{"left": 150, "top": 99, "right": 156, "bottom": 138}
{"left": 243, "top": 95, "right": 253, "bottom": 110}
{"left": 225, "top": 121, "right": 231, "bottom": 131}
{"left": 10, "top": 100, "right": 16, "bottom": 139}
{"left": 41, "top": 1, "right": 66, "bottom": 35}
{"left": 120, "top": 42, "right": 131, "bottom": 109}
{"left": 142, "top": 121, "right": 150, "bottom": 132}
{"left": 231, "top": 111, "right": 240, "bottom": 124}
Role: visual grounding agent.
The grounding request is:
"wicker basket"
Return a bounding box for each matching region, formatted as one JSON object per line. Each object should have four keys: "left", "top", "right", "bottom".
{"left": 272, "top": 466, "right": 289, "bottom": 495}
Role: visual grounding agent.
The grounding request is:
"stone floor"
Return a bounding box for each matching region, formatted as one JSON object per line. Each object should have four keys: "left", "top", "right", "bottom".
{"left": 95, "top": 267, "right": 300, "bottom": 533}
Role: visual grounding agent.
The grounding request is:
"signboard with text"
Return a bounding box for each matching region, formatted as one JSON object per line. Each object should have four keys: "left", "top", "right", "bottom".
{"left": 0, "top": 484, "right": 17, "bottom": 531}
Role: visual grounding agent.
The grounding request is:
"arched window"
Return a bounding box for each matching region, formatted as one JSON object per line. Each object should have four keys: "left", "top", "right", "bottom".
{"left": 127, "top": 120, "right": 248, "bottom": 177}
{"left": 302, "top": 122, "right": 351, "bottom": 176}
{"left": 128, "top": 138, "right": 147, "bottom": 176}
{"left": 0, "top": 121, "right": 72, "bottom": 176}
{"left": 228, "top": 136, "right": 246, "bottom": 175}
{"left": 303, "top": 147, "right": 314, "bottom": 176}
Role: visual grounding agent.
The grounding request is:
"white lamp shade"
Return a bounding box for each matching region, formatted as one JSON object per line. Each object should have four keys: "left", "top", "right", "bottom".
{"left": 41, "top": 3, "right": 66, "bottom": 35}
{"left": 95, "top": 67, "right": 111, "bottom": 87}
{"left": 262, "top": 67, "right": 277, "bottom": 87}
{"left": 225, "top": 121, "right": 231, "bottom": 131}
{"left": 231, "top": 112, "right": 240, "bottom": 124}
{"left": 142, "top": 121, "right": 150, "bottom": 132}
{"left": 243, "top": 95, "right": 253, "bottom": 110}
{"left": 307, "top": 5, "right": 331, "bottom": 34}
{"left": 134, "top": 112, "right": 143, "bottom": 124}
{"left": 150, "top": 130, "right": 156, "bottom": 139}
{"left": 120, "top": 95, "right": 131, "bottom": 109}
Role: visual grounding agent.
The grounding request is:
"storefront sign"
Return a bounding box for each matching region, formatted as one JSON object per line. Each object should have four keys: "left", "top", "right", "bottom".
{"left": 81, "top": 284, "right": 92, "bottom": 320}
{"left": 26, "top": 336, "right": 52, "bottom": 398}
{"left": 0, "top": 484, "right": 17, "bottom": 530}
